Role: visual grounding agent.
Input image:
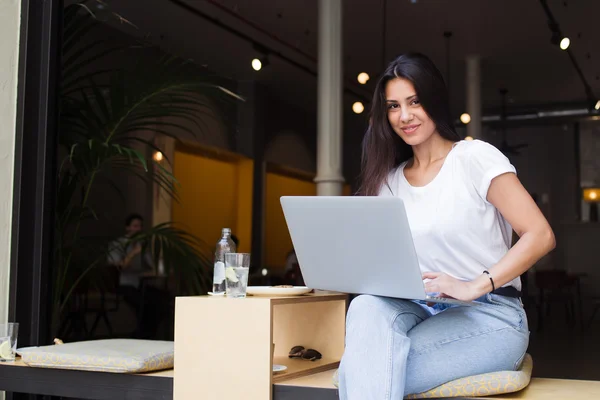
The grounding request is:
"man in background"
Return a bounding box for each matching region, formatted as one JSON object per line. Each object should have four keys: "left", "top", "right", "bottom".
{"left": 108, "top": 214, "right": 153, "bottom": 287}
{"left": 108, "top": 214, "right": 163, "bottom": 339}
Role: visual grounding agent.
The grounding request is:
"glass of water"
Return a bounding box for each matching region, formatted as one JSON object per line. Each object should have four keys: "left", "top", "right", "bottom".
{"left": 0, "top": 323, "right": 18, "bottom": 362}
{"left": 225, "top": 253, "right": 251, "bottom": 298}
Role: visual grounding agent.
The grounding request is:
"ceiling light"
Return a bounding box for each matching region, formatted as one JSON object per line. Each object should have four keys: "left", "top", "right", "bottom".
{"left": 560, "top": 37, "right": 570, "bottom": 50}
{"left": 465, "top": 136, "right": 474, "bottom": 141}
{"left": 251, "top": 58, "right": 262, "bottom": 71}
{"left": 153, "top": 151, "right": 164, "bottom": 162}
{"left": 352, "top": 102, "right": 365, "bottom": 114}
{"left": 595, "top": 100, "right": 600, "bottom": 110}
{"left": 357, "top": 72, "right": 370, "bottom": 84}
{"left": 460, "top": 113, "right": 471, "bottom": 124}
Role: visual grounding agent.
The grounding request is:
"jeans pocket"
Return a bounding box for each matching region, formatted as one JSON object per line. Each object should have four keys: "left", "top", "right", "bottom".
{"left": 486, "top": 293, "right": 522, "bottom": 309}
{"left": 485, "top": 294, "right": 527, "bottom": 331}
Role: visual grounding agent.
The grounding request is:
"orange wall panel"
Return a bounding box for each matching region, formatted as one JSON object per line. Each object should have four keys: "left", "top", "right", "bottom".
{"left": 265, "top": 174, "right": 316, "bottom": 271}
{"left": 172, "top": 150, "right": 253, "bottom": 254}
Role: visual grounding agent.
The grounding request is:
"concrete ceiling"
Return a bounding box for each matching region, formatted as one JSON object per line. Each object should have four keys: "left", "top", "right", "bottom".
{"left": 96, "top": 0, "right": 600, "bottom": 121}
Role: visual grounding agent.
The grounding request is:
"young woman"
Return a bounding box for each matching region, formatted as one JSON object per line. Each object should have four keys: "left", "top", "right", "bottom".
{"left": 337, "top": 53, "right": 555, "bottom": 399}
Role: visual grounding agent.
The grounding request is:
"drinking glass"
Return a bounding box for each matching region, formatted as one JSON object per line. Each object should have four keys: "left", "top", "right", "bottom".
{"left": 225, "top": 253, "right": 251, "bottom": 298}
{"left": 0, "top": 323, "right": 19, "bottom": 361}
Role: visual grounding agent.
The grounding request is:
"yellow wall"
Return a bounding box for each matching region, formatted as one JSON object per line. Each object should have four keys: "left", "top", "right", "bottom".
{"left": 264, "top": 174, "right": 316, "bottom": 271}
{"left": 172, "top": 150, "right": 253, "bottom": 254}
{"left": 173, "top": 149, "right": 350, "bottom": 269}
{"left": 265, "top": 175, "right": 352, "bottom": 271}
{"left": 343, "top": 184, "right": 351, "bottom": 196}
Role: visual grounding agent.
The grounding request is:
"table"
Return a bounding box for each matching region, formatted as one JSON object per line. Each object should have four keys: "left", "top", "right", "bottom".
{"left": 0, "top": 360, "right": 339, "bottom": 400}
{"left": 174, "top": 291, "right": 348, "bottom": 400}
{"left": 0, "top": 359, "right": 173, "bottom": 400}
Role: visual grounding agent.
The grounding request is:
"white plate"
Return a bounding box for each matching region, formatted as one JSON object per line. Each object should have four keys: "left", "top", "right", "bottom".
{"left": 273, "top": 364, "right": 287, "bottom": 372}
{"left": 246, "top": 286, "right": 312, "bottom": 296}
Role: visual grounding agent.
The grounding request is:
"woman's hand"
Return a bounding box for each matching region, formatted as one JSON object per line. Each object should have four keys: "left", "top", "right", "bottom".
{"left": 422, "top": 272, "right": 489, "bottom": 302}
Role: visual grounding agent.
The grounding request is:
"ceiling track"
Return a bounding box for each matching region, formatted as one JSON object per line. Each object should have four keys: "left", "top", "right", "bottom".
{"left": 203, "top": 0, "right": 317, "bottom": 64}
{"left": 539, "top": 0, "right": 596, "bottom": 107}
{"left": 167, "top": 0, "right": 370, "bottom": 103}
{"left": 456, "top": 104, "right": 598, "bottom": 127}
{"left": 165, "top": 0, "right": 598, "bottom": 117}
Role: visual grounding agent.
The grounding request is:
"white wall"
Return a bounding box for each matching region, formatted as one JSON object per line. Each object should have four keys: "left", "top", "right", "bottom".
{"left": 0, "top": 2, "right": 19, "bottom": 397}
{"left": 0, "top": 0, "right": 20, "bottom": 325}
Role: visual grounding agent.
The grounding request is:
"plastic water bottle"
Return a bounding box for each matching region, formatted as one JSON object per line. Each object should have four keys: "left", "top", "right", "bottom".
{"left": 212, "top": 228, "right": 237, "bottom": 294}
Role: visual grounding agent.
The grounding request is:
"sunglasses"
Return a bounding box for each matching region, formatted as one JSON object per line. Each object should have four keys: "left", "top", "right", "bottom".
{"left": 288, "top": 346, "right": 322, "bottom": 361}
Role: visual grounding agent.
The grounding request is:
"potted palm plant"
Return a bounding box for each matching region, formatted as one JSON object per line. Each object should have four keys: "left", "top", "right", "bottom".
{"left": 53, "top": 1, "right": 243, "bottom": 337}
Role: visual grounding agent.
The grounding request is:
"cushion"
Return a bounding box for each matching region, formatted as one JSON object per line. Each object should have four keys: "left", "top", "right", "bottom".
{"left": 16, "top": 339, "right": 173, "bottom": 373}
{"left": 333, "top": 353, "right": 533, "bottom": 398}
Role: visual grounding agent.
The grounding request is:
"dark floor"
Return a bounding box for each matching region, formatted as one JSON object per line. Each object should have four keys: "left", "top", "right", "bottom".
{"left": 526, "top": 300, "right": 600, "bottom": 380}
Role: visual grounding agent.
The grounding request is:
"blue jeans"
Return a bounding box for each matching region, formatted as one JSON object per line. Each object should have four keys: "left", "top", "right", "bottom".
{"left": 338, "top": 294, "right": 529, "bottom": 399}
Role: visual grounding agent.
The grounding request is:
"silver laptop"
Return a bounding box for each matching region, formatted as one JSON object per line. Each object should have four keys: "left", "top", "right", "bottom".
{"left": 280, "top": 196, "right": 474, "bottom": 306}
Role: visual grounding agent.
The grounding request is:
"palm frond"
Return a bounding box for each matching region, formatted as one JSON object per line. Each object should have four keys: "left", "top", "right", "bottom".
{"left": 139, "top": 223, "right": 214, "bottom": 294}
{"left": 53, "top": 1, "right": 242, "bottom": 335}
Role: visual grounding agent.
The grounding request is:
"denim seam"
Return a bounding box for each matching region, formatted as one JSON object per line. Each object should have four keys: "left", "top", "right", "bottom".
{"left": 410, "top": 326, "right": 518, "bottom": 356}
{"left": 385, "top": 316, "right": 393, "bottom": 400}
{"left": 387, "top": 310, "right": 425, "bottom": 400}
{"left": 484, "top": 296, "right": 526, "bottom": 331}
{"left": 513, "top": 351, "right": 527, "bottom": 371}
{"left": 385, "top": 310, "right": 425, "bottom": 400}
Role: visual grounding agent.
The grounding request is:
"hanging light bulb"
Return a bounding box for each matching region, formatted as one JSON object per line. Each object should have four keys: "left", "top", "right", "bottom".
{"left": 465, "top": 136, "right": 474, "bottom": 141}
{"left": 595, "top": 100, "right": 600, "bottom": 110}
{"left": 352, "top": 102, "right": 365, "bottom": 114}
{"left": 251, "top": 58, "right": 262, "bottom": 71}
{"left": 357, "top": 72, "right": 370, "bottom": 84}
{"left": 153, "top": 151, "right": 164, "bottom": 162}
{"left": 460, "top": 113, "right": 471, "bottom": 124}
{"left": 560, "top": 37, "right": 570, "bottom": 50}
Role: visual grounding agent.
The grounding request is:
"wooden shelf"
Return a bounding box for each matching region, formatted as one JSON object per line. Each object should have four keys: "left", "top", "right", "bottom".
{"left": 174, "top": 291, "right": 348, "bottom": 400}
{"left": 271, "top": 356, "right": 339, "bottom": 383}
{"left": 275, "top": 369, "right": 337, "bottom": 389}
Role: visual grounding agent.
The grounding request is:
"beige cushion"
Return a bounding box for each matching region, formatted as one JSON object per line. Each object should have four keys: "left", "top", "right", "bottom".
{"left": 333, "top": 353, "right": 533, "bottom": 398}
{"left": 17, "top": 339, "right": 173, "bottom": 373}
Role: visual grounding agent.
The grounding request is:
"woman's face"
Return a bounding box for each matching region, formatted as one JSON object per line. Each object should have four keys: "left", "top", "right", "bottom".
{"left": 385, "top": 78, "right": 438, "bottom": 147}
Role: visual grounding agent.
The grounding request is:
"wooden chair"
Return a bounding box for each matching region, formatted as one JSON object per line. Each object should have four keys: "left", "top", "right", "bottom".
{"left": 534, "top": 269, "right": 577, "bottom": 331}
{"left": 587, "top": 296, "right": 600, "bottom": 329}
{"left": 86, "top": 265, "right": 122, "bottom": 337}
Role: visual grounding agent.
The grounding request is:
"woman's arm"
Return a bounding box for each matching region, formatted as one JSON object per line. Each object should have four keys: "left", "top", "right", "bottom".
{"left": 467, "top": 172, "right": 555, "bottom": 297}
{"left": 424, "top": 172, "right": 555, "bottom": 301}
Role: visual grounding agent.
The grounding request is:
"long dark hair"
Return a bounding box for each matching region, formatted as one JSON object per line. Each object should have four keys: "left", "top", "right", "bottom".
{"left": 358, "top": 53, "right": 461, "bottom": 196}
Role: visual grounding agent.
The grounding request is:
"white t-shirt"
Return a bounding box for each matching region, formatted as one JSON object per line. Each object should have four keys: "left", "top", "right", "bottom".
{"left": 379, "top": 139, "right": 521, "bottom": 290}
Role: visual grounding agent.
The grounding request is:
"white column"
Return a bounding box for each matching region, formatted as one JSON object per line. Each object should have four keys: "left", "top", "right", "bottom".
{"left": 466, "top": 55, "right": 482, "bottom": 140}
{"left": 315, "top": 0, "right": 344, "bottom": 196}
{"left": 0, "top": 0, "right": 20, "bottom": 332}
{"left": 0, "top": 3, "right": 20, "bottom": 395}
